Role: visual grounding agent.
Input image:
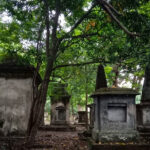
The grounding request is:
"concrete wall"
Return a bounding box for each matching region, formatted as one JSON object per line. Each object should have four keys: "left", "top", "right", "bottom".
{"left": 0, "top": 77, "right": 33, "bottom": 136}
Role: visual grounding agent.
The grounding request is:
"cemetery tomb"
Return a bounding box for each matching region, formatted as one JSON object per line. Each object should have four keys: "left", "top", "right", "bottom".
{"left": 0, "top": 64, "right": 41, "bottom": 136}
{"left": 78, "top": 111, "right": 87, "bottom": 124}
{"left": 91, "top": 87, "right": 139, "bottom": 142}
{"left": 50, "top": 84, "right": 70, "bottom": 125}
{"left": 44, "top": 83, "right": 76, "bottom": 131}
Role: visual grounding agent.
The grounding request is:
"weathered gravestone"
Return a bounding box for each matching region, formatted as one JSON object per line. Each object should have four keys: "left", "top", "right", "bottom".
{"left": 47, "top": 83, "right": 75, "bottom": 131}
{"left": 78, "top": 111, "right": 87, "bottom": 125}
{"left": 90, "top": 64, "right": 139, "bottom": 142}
{"left": 91, "top": 88, "right": 139, "bottom": 142}
{"left": 0, "top": 63, "right": 41, "bottom": 136}
{"left": 50, "top": 83, "right": 70, "bottom": 125}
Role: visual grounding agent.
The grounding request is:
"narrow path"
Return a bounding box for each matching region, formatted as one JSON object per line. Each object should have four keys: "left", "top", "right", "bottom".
{"left": 31, "top": 126, "right": 89, "bottom": 150}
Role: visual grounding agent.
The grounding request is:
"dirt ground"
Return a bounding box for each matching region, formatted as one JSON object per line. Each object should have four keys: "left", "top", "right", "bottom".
{"left": 0, "top": 125, "right": 90, "bottom": 150}
{"left": 31, "top": 129, "right": 89, "bottom": 150}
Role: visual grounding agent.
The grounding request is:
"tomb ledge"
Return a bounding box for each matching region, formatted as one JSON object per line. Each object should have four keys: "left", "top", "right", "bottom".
{"left": 91, "top": 88, "right": 138, "bottom": 97}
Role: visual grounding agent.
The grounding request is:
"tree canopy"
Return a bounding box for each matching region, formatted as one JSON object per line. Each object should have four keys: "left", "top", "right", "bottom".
{"left": 0, "top": 0, "right": 150, "bottom": 137}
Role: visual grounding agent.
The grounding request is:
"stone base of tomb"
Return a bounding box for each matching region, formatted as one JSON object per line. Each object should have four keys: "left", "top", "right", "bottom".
{"left": 137, "top": 126, "right": 150, "bottom": 143}
{"left": 92, "top": 129, "right": 139, "bottom": 143}
{"left": 0, "top": 136, "right": 26, "bottom": 150}
{"left": 88, "top": 137, "right": 150, "bottom": 150}
{"left": 39, "top": 124, "right": 76, "bottom": 131}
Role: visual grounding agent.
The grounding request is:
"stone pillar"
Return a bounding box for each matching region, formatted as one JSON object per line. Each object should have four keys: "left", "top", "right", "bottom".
{"left": 87, "top": 104, "right": 95, "bottom": 130}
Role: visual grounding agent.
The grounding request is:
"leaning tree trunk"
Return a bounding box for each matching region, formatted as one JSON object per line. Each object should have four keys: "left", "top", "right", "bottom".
{"left": 141, "top": 63, "right": 150, "bottom": 102}
{"left": 27, "top": 58, "right": 54, "bottom": 139}
{"left": 27, "top": 0, "right": 61, "bottom": 139}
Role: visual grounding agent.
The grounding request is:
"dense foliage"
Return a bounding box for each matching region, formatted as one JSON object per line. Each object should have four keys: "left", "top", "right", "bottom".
{"left": 0, "top": 0, "right": 150, "bottom": 136}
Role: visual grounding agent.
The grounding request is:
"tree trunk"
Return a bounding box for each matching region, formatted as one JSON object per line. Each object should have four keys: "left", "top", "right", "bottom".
{"left": 141, "top": 63, "right": 150, "bottom": 102}
{"left": 85, "top": 66, "right": 88, "bottom": 129}
{"left": 85, "top": 91, "right": 88, "bottom": 129}
{"left": 112, "top": 64, "right": 119, "bottom": 87}
{"left": 27, "top": 58, "right": 54, "bottom": 139}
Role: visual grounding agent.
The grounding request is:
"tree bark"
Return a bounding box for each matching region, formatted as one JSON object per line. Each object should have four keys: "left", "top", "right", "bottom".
{"left": 112, "top": 64, "right": 120, "bottom": 87}
{"left": 27, "top": 59, "right": 54, "bottom": 138}
{"left": 27, "top": 0, "right": 61, "bottom": 139}
{"left": 141, "top": 63, "right": 150, "bottom": 102}
{"left": 85, "top": 66, "right": 88, "bottom": 129}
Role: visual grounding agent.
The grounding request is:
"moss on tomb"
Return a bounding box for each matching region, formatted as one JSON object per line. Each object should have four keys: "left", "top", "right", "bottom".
{"left": 0, "top": 52, "right": 30, "bottom": 66}
{"left": 51, "top": 83, "right": 70, "bottom": 104}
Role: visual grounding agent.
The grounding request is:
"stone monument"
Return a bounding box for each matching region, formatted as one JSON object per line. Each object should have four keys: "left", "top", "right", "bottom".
{"left": 91, "top": 88, "right": 139, "bottom": 142}
{"left": 48, "top": 83, "right": 75, "bottom": 131}
{"left": 91, "top": 64, "right": 139, "bottom": 142}
{"left": 50, "top": 83, "right": 70, "bottom": 125}
{"left": 0, "top": 63, "right": 41, "bottom": 136}
{"left": 78, "top": 111, "right": 87, "bottom": 125}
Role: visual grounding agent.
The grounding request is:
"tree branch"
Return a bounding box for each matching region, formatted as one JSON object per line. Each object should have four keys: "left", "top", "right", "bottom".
{"left": 52, "top": 60, "right": 108, "bottom": 71}
{"left": 52, "top": 0, "right": 60, "bottom": 45}
{"left": 59, "top": 3, "right": 97, "bottom": 42}
{"left": 96, "top": 0, "right": 140, "bottom": 37}
{"left": 61, "top": 32, "right": 100, "bottom": 40}
{"left": 69, "top": 3, "right": 96, "bottom": 33}
{"left": 102, "top": 0, "right": 121, "bottom": 16}
{"left": 50, "top": 0, "right": 61, "bottom": 60}
{"left": 43, "top": 0, "right": 50, "bottom": 56}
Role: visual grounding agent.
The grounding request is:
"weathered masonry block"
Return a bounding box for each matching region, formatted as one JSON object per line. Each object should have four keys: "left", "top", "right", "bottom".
{"left": 0, "top": 64, "right": 41, "bottom": 136}
{"left": 50, "top": 83, "right": 71, "bottom": 125}
{"left": 91, "top": 88, "right": 139, "bottom": 142}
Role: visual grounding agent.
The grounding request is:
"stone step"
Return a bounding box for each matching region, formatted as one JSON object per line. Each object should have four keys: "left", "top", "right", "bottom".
{"left": 39, "top": 125, "right": 76, "bottom": 131}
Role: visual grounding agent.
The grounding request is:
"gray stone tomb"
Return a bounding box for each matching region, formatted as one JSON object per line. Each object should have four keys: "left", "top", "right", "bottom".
{"left": 50, "top": 84, "right": 70, "bottom": 125}
{"left": 91, "top": 88, "right": 139, "bottom": 142}
{"left": 0, "top": 64, "right": 41, "bottom": 136}
{"left": 78, "top": 111, "right": 87, "bottom": 124}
